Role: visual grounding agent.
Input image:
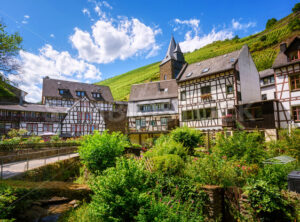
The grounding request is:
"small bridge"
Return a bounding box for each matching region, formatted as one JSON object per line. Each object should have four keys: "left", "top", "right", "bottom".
{"left": 0, "top": 148, "right": 78, "bottom": 179}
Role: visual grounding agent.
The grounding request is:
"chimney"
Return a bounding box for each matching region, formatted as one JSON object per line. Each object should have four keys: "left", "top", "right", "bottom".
{"left": 19, "top": 91, "right": 25, "bottom": 106}
{"left": 280, "top": 43, "right": 287, "bottom": 52}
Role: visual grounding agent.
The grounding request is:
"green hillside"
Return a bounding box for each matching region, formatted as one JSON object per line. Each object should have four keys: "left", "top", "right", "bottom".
{"left": 97, "top": 12, "right": 300, "bottom": 101}
{"left": 0, "top": 79, "right": 19, "bottom": 102}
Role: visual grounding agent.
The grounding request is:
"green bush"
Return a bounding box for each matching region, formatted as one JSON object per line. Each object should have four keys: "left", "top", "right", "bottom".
{"left": 170, "top": 126, "right": 204, "bottom": 154}
{"left": 214, "top": 131, "right": 266, "bottom": 164}
{"left": 151, "top": 154, "right": 184, "bottom": 175}
{"left": 266, "top": 18, "right": 277, "bottom": 29}
{"left": 257, "top": 163, "right": 296, "bottom": 190}
{"left": 184, "top": 153, "right": 248, "bottom": 187}
{"left": 89, "top": 158, "right": 153, "bottom": 221}
{"left": 50, "top": 135, "right": 60, "bottom": 143}
{"left": 79, "top": 130, "right": 128, "bottom": 173}
{"left": 244, "top": 180, "right": 296, "bottom": 221}
{"left": 292, "top": 3, "right": 300, "bottom": 13}
{"left": 267, "top": 129, "right": 300, "bottom": 161}
{"left": 288, "top": 18, "right": 300, "bottom": 32}
{"left": 260, "top": 35, "right": 267, "bottom": 41}
{"left": 145, "top": 137, "right": 188, "bottom": 160}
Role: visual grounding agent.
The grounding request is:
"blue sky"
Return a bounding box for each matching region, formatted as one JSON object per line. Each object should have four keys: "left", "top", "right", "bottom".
{"left": 0, "top": 0, "right": 298, "bottom": 102}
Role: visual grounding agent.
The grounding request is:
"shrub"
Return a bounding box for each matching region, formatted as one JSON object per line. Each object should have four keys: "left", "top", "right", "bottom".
{"left": 214, "top": 131, "right": 266, "bottom": 164}
{"left": 257, "top": 163, "right": 296, "bottom": 190}
{"left": 145, "top": 137, "right": 188, "bottom": 160}
{"left": 89, "top": 158, "right": 153, "bottom": 221}
{"left": 266, "top": 18, "right": 277, "bottom": 29}
{"left": 244, "top": 180, "right": 296, "bottom": 221}
{"left": 292, "top": 3, "right": 300, "bottom": 13}
{"left": 184, "top": 153, "right": 250, "bottom": 187}
{"left": 79, "top": 130, "right": 128, "bottom": 173}
{"left": 260, "top": 35, "right": 267, "bottom": 41}
{"left": 50, "top": 135, "right": 60, "bottom": 143}
{"left": 7, "top": 128, "right": 27, "bottom": 138}
{"left": 288, "top": 18, "right": 300, "bottom": 32}
{"left": 266, "top": 129, "right": 300, "bottom": 161}
{"left": 170, "top": 126, "right": 204, "bottom": 154}
{"left": 151, "top": 154, "right": 184, "bottom": 175}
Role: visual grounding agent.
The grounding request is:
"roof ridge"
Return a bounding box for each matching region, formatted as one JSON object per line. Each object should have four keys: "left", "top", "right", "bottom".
{"left": 131, "top": 79, "right": 177, "bottom": 86}
{"left": 44, "top": 77, "right": 107, "bottom": 87}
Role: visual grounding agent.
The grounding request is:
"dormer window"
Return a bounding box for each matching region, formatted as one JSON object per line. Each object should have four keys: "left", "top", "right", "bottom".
{"left": 76, "top": 91, "right": 85, "bottom": 97}
{"left": 92, "top": 93, "right": 101, "bottom": 98}
{"left": 59, "top": 89, "right": 68, "bottom": 95}
{"left": 289, "top": 50, "right": 300, "bottom": 61}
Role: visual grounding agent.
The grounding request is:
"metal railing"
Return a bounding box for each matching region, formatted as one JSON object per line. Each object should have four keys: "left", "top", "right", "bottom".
{"left": 0, "top": 146, "right": 78, "bottom": 179}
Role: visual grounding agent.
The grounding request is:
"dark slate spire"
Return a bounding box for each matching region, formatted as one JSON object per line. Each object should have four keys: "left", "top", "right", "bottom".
{"left": 161, "top": 36, "right": 176, "bottom": 65}
{"left": 173, "top": 43, "right": 185, "bottom": 62}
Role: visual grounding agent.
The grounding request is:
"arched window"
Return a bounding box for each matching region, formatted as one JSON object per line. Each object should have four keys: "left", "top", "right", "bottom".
{"left": 164, "top": 74, "right": 167, "bottom": 80}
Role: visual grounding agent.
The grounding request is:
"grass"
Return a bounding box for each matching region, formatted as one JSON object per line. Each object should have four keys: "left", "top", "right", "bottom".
{"left": 97, "top": 12, "right": 300, "bottom": 101}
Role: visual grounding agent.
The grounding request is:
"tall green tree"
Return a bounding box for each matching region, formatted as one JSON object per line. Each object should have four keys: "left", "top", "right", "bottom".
{"left": 266, "top": 18, "right": 277, "bottom": 29}
{"left": 292, "top": 3, "right": 300, "bottom": 13}
{"left": 0, "top": 21, "right": 22, "bottom": 76}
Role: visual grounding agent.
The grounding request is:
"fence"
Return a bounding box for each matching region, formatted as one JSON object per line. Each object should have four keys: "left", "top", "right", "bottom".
{"left": 0, "top": 142, "right": 80, "bottom": 152}
{"left": 0, "top": 146, "right": 78, "bottom": 179}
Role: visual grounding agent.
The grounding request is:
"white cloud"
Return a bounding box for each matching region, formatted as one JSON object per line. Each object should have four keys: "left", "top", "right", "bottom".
{"left": 10, "top": 45, "right": 101, "bottom": 102}
{"left": 70, "top": 17, "right": 161, "bottom": 63}
{"left": 102, "top": 1, "right": 112, "bottom": 9}
{"left": 82, "top": 8, "right": 91, "bottom": 17}
{"left": 50, "top": 34, "right": 55, "bottom": 38}
{"left": 22, "top": 15, "right": 30, "bottom": 24}
{"left": 231, "top": 19, "right": 256, "bottom": 30}
{"left": 179, "top": 28, "right": 234, "bottom": 53}
{"left": 174, "top": 18, "right": 200, "bottom": 35}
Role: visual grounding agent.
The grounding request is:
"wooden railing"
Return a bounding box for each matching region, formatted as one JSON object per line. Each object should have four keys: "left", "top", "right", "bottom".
{"left": 222, "top": 116, "right": 236, "bottom": 128}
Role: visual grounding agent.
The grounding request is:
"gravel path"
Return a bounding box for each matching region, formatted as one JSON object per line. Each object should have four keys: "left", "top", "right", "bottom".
{"left": 1, "top": 153, "right": 79, "bottom": 179}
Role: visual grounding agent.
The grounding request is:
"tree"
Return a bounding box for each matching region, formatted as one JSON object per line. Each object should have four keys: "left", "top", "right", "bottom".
{"left": 266, "top": 18, "right": 277, "bottom": 29}
{"left": 292, "top": 3, "right": 300, "bottom": 13}
{"left": 0, "top": 22, "right": 22, "bottom": 76}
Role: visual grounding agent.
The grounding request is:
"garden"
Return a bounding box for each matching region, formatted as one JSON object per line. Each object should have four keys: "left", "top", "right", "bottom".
{"left": 0, "top": 127, "right": 299, "bottom": 221}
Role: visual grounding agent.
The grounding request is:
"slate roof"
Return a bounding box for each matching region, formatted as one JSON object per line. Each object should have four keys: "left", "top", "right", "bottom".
{"left": 42, "top": 78, "right": 114, "bottom": 102}
{"left": 160, "top": 36, "right": 185, "bottom": 65}
{"left": 129, "top": 79, "right": 178, "bottom": 102}
{"left": 259, "top": 69, "right": 274, "bottom": 78}
{"left": 0, "top": 104, "right": 68, "bottom": 113}
{"left": 177, "top": 48, "right": 242, "bottom": 82}
{"left": 272, "top": 36, "right": 300, "bottom": 68}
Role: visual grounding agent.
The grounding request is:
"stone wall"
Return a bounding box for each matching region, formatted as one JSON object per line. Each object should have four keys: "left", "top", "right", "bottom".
{"left": 160, "top": 60, "right": 174, "bottom": 80}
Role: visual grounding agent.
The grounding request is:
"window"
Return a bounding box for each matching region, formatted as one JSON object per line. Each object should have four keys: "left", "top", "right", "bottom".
{"left": 26, "top": 123, "right": 38, "bottom": 133}
{"left": 77, "top": 112, "right": 82, "bottom": 121}
{"left": 164, "top": 74, "right": 167, "bottom": 80}
{"left": 164, "top": 103, "right": 170, "bottom": 110}
{"left": 236, "top": 71, "right": 240, "bottom": 81}
{"left": 92, "top": 93, "right": 101, "bottom": 98}
{"left": 181, "top": 91, "right": 186, "bottom": 101}
{"left": 290, "top": 74, "right": 300, "bottom": 90}
{"left": 182, "top": 108, "right": 217, "bottom": 121}
{"left": 226, "top": 85, "right": 234, "bottom": 94}
{"left": 76, "top": 91, "right": 85, "bottom": 97}
{"left": 201, "top": 86, "right": 211, "bottom": 95}
{"left": 181, "top": 110, "right": 193, "bottom": 121}
{"left": 136, "top": 119, "right": 146, "bottom": 128}
{"left": 141, "top": 119, "right": 146, "bottom": 127}
{"left": 150, "top": 120, "right": 156, "bottom": 126}
{"left": 161, "top": 117, "right": 168, "bottom": 125}
{"left": 289, "top": 50, "right": 300, "bottom": 61}
{"left": 136, "top": 119, "right": 141, "bottom": 127}
{"left": 244, "top": 107, "right": 263, "bottom": 120}
{"left": 293, "top": 106, "right": 300, "bottom": 122}
{"left": 262, "top": 94, "right": 267, "bottom": 100}
{"left": 43, "top": 124, "right": 53, "bottom": 132}
{"left": 261, "top": 76, "right": 275, "bottom": 85}
{"left": 85, "top": 112, "right": 92, "bottom": 121}
{"left": 59, "top": 89, "right": 67, "bottom": 95}
{"left": 237, "top": 92, "right": 242, "bottom": 101}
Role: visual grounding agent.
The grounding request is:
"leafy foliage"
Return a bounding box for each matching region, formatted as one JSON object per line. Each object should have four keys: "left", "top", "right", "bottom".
{"left": 245, "top": 180, "right": 295, "bottom": 221}
{"left": 288, "top": 17, "right": 300, "bottom": 31}
{"left": 145, "top": 136, "right": 188, "bottom": 160}
{"left": 170, "top": 126, "right": 204, "bottom": 154}
{"left": 266, "top": 18, "right": 277, "bottom": 29}
{"left": 0, "top": 22, "right": 22, "bottom": 75}
{"left": 151, "top": 154, "right": 184, "bottom": 175}
{"left": 214, "top": 131, "right": 266, "bottom": 164}
{"left": 89, "top": 158, "right": 153, "bottom": 221}
{"left": 79, "top": 130, "right": 128, "bottom": 173}
{"left": 292, "top": 3, "right": 300, "bottom": 13}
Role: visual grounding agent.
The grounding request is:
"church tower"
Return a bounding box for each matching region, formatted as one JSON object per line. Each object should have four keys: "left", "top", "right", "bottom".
{"left": 159, "top": 36, "right": 186, "bottom": 81}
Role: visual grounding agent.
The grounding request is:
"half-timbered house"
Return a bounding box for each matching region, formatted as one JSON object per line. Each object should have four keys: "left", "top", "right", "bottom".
{"left": 260, "top": 68, "right": 276, "bottom": 101}
{"left": 127, "top": 37, "right": 183, "bottom": 144}
{"left": 273, "top": 36, "right": 300, "bottom": 129}
{"left": 177, "top": 45, "right": 267, "bottom": 131}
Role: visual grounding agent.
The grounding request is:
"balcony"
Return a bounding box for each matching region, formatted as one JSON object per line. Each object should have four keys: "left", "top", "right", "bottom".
{"left": 130, "top": 119, "right": 179, "bottom": 133}
{"left": 222, "top": 116, "right": 236, "bottom": 128}
{"left": 0, "top": 115, "right": 62, "bottom": 122}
